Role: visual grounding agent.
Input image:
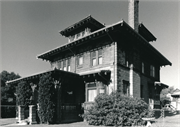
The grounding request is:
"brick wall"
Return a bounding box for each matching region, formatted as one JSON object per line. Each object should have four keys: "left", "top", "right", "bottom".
{"left": 117, "top": 66, "right": 129, "bottom": 92}
{"left": 133, "top": 70, "right": 140, "bottom": 98}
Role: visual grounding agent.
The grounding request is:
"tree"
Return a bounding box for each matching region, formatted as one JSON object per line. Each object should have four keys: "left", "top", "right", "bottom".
{"left": 160, "top": 86, "right": 174, "bottom": 107}
{"left": 1, "top": 71, "right": 21, "bottom": 105}
{"left": 38, "top": 73, "right": 56, "bottom": 124}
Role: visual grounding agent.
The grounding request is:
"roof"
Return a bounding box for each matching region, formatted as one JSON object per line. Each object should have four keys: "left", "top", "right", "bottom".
{"left": 138, "top": 23, "right": 157, "bottom": 42}
{"left": 60, "top": 15, "right": 105, "bottom": 37}
{"left": 171, "top": 91, "right": 180, "bottom": 97}
{"left": 6, "top": 68, "right": 80, "bottom": 85}
{"left": 154, "top": 81, "right": 169, "bottom": 88}
{"left": 37, "top": 20, "right": 172, "bottom": 66}
{"left": 80, "top": 70, "right": 111, "bottom": 76}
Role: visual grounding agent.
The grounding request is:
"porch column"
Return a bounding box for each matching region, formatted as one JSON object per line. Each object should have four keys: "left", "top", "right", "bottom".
{"left": 18, "top": 105, "right": 25, "bottom": 123}
{"left": 129, "top": 64, "right": 133, "bottom": 97}
{"left": 29, "top": 105, "right": 37, "bottom": 125}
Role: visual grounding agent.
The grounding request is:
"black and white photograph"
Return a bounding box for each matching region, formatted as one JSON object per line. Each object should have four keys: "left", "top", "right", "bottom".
{"left": 1, "top": 0, "right": 179, "bottom": 126}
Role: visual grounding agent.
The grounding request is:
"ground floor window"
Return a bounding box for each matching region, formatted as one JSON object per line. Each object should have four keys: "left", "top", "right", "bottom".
{"left": 123, "top": 80, "right": 129, "bottom": 96}
{"left": 86, "top": 82, "right": 106, "bottom": 102}
{"left": 87, "top": 89, "right": 97, "bottom": 102}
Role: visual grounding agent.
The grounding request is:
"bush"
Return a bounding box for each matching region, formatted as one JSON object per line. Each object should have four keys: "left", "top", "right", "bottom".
{"left": 16, "top": 81, "right": 32, "bottom": 107}
{"left": 38, "top": 73, "right": 56, "bottom": 124}
{"left": 83, "top": 91, "right": 154, "bottom": 126}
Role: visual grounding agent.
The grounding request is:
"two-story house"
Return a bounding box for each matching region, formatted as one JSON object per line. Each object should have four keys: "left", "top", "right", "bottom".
{"left": 7, "top": 0, "right": 171, "bottom": 123}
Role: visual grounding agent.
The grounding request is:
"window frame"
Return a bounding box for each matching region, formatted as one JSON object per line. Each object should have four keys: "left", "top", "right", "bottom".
{"left": 63, "top": 60, "right": 66, "bottom": 71}
{"left": 86, "top": 82, "right": 106, "bottom": 102}
{"left": 67, "top": 59, "right": 71, "bottom": 71}
{"left": 77, "top": 55, "right": 83, "bottom": 66}
{"left": 98, "top": 49, "right": 102, "bottom": 65}
{"left": 150, "top": 65, "right": 155, "bottom": 77}
{"left": 91, "top": 51, "right": 96, "bottom": 66}
{"left": 123, "top": 80, "right": 130, "bottom": 96}
{"left": 58, "top": 61, "right": 62, "bottom": 70}
{"left": 142, "top": 62, "right": 144, "bottom": 74}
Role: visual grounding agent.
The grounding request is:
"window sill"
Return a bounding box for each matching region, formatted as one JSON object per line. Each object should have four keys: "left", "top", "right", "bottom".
{"left": 77, "top": 65, "right": 83, "bottom": 69}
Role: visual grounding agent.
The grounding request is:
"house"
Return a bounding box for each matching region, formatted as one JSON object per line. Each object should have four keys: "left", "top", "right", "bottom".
{"left": 6, "top": 0, "right": 171, "bottom": 123}
{"left": 171, "top": 89, "right": 180, "bottom": 111}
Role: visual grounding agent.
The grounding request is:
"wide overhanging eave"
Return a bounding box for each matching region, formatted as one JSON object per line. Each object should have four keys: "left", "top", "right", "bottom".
{"left": 37, "top": 21, "right": 124, "bottom": 61}
{"left": 6, "top": 69, "right": 80, "bottom": 85}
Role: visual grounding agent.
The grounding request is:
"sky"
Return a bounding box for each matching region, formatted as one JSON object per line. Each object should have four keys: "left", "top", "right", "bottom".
{"left": 1, "top": 0, "right": 180, "bottom": 89}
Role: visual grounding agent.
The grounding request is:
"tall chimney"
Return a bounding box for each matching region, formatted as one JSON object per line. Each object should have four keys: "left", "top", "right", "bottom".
{"left": 128, "top": 0, "right": 139, "bottom": 32}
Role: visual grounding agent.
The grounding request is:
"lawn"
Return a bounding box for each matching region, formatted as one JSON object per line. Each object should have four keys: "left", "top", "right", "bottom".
{"left": 1, "top": 112, "right": 180, "bottom": 127}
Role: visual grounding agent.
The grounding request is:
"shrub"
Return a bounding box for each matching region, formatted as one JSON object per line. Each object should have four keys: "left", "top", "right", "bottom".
{"left": 16, "top": 81, "right": 32, "bottom": 107}
{"left": 38, "top": 73, "right": 56, "bottom": 124}
{"left": 83, "top": 91, "right": 154, "bottom": 126}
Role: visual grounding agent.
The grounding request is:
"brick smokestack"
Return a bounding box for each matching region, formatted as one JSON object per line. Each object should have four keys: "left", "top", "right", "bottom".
{"left": 128, "top": 0, "right": 139, "bottom": 32}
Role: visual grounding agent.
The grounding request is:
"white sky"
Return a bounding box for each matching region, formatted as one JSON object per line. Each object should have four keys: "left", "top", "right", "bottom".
{"left": 1, "top": 0, "right": 180, "bottom": 89}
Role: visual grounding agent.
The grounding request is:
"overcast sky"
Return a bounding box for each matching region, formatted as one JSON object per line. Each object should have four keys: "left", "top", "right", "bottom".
{"left": 1, "top": 0, "right": 179, "bottom": 89}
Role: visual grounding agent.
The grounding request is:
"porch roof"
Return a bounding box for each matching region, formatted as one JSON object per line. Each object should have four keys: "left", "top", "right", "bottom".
{"left": 80, "top": 70, "right": 111, "bottom": 85}
{"left": 6, "top": 68, "right": 80, "bottom": 85}
{"left": 80, "top": 70, "right": 111, "bottom": 76}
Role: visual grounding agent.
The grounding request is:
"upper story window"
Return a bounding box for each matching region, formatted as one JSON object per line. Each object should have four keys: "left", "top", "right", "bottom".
{"left": 52, "top": 62, "right": 58, "bottom": 69}
{"left": 91, "top": 49, "right": 103, "bottom": 66}
{"left": 78, "top": 55, "right": 83, "bottom": 66}
{"left": 68, "top": 28, "right": 91, "bottom": 43}
{"left": 150, "top": 65, "right": 155, "bottom": 77}
{"left": 98, "top": 50, "right": 102, "bottom": 65}
{"left": 142, "top": 62, "right": 144, "bottom": 74}
{"left": 58, "top": 61, "right": 62, "bottom": 70}
{"left": 92, "top": 51, "right": 96, "bottom": 66}
{"left": 82, "top": 31, "right": 85, "bottom": 36}
{"left": 67, "top": 59, "right": 71, "bottom": 71}
{"left": 76, "top": 33, "right": 81, "bottom": 39}
{"left": 63, "top": 60, "right": 66, "bottom": 71}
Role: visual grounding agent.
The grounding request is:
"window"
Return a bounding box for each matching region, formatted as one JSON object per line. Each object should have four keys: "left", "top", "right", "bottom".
{"left": 86, "top": 82, "right": 106, "bottom": 102}
{"left": 150, "top": 65, "right": 155, "bottom": 77}
{"left": 63, "top": 60, "right": 66, "bottom": 71}
{"left": 69, "top": 35, "right": 75, "bottom": 42}
{"left": 76, "top": 33, "right": 80, "bottom": 39}
{"left": 99, "top": 88, "right": 105, "bottom": 94}
{"left": 78, "top": 55, "right": 83, "bottom": 65}
{"left": 58, "top": 61, "right": 62, "bottom": 70}
{"left": 82, "top": 31, "right": 85, "bottom": 37}
{"left": 52, "top": 62, "right": 58, "bottom": 69}
{"left": 68, "top": 59, "right": 71, "bottom": 71}
{"left": 141, "top": 85, "right": 143, "bottom": 98}
{"left": 142, "top": 62, "right": 144, "bottom": 73}
{"left": 98, "top": 50, "right": 102, "bottom": 65}
{"left": 87, "top": 89, "right": 97, "bottom": 102}
{"left": 91, "top": 49, "right": 103, "bottom": 66}
{"left": 92, "top": 51, "right": 96, "bottom": 66}
{"left": 123, "top": 80, "right": 129, "bottom": 96}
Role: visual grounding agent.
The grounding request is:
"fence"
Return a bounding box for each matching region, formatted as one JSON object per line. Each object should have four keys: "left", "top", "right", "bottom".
{"left": 1, "top": 105, "right": 16, "bottom": 118}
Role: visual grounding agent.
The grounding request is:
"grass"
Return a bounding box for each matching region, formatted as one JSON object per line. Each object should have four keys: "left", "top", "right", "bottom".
{"left": 1, "top": 111, "right": 180, "bottom": 127}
